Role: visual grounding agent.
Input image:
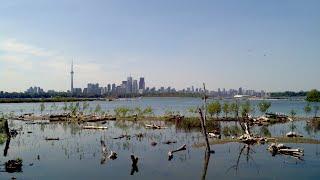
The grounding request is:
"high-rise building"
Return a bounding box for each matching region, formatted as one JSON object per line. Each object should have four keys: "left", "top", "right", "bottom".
{"left": 133, "top": 80, "right": 138, "bottom": 93}
{"left": 107, "top": 84, "right": 111, "bottom": 92}
{"left": 126, "top": 76, "right": 133, "bottom": 94}
{"left": 87, "top": 83, "right": 100, "bottom": 96}
{"left": 111, "top": 83, "right": 116, "bottom": 93}
{"left": 239, "top": 87, "right": 243, "bottom": 95}
{"left": 139, "top": 77, "right": 145, "bottom": 90}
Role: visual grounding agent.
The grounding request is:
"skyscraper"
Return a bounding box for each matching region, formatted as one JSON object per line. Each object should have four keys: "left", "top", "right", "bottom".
{"left": 139, "top": 77, "right": 145, "bottom": 90}
{"left": 71, "top": 61, "right": 74, "bottom": 93}
{"left": 133, "top": 80, "right": 138, "bottom": 93}
{"left": 127, "top": 76, "right": 133, "bottom": 94}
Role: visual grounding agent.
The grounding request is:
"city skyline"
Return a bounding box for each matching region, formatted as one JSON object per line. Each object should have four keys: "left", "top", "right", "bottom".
{"left": 1, "top": 0, "right": 320, "bottom": 92}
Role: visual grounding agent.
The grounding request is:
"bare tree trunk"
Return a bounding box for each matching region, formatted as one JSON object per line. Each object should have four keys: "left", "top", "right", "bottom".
{"left": 201, "top": 150, "right": 211, "bottom": 180}
{"left": 199, "top": 108, "right": 210, "bottom": 153}
{"left": 4, "top": 120, "right": 11, "bottom": 156}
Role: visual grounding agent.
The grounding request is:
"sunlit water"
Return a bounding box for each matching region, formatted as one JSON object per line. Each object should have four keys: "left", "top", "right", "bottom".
{"left": 0, "top": 119, "right": 320, "bottom": 179}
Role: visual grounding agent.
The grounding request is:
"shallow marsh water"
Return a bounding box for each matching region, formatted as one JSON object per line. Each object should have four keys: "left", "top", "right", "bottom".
{"left": 0, "top": 119, "right": 320, "bottom": 179}
{"left": 0, "top": 97, "right": 318, "bottom": 117}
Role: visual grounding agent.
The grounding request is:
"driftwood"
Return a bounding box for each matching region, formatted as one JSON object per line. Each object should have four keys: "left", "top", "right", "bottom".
{"left": 162, "top": 140, "right": 177, "bottom": 144}
{"left": 101, "top": 140, "right": 117, "bottom": 164}
{"left": 82, "top": 125, "right": 108, "bottom": 129}
{"left": 268, "top": 143, "right": 304, "bottom": 160}
{"left": 45, "top": 137, "right": 60, "bottom": 141}
{"left": 168, "top": 144, "right": 187, "bottom": 160}
{"left": 130, "top": 155, "right": 139, "bottom": 175}
{"left": 208, "top": 133, "right": 221, "bottom": 139}
{"left": 286, "top": 131, "right": 303, "bottom": 138}
{"left": 5, "top": 159, "right": 23, "bottom": 173}
{"left": 113, "top": 134, "right": 131, "bottom": 140}
{"left": 145, "top": 124, "right": 167, "bottom": 129}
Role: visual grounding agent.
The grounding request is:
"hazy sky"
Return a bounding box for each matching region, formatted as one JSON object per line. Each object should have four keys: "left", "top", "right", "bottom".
{"left": 0, "top": 0, "right": 319, "bottom": 92}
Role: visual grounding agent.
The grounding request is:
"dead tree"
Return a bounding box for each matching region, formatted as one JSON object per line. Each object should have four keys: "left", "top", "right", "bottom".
{"left": 3, "top": 119, "right": 11, "bottom": 156}
{"left": 198, "top": 108, "right": 211, "bottom": 153}
{"left": 130, "top": 155, "right": 139, "bottom": 175}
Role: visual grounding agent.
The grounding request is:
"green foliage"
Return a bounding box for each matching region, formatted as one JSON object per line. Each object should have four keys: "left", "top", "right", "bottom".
{"left": 114, "top": 107, "right": 130, "bottom": 117}
{"left": 304, "top": 103, "right": 312, "bottom": 117}
{"left": 207, "top": 101, "right": 221, "bottom": 118}
{"left": 222, "top": 125, "right": 241, "bottom": 136}
{"left": 230, "top": 101, "right": 240, "bottom": 118}
{"left": 306, "top": 89, "right": 320, "bottom": 102}
{"left": 142, "top": 106, "right": 154, "bottom": 116}
{"left": 94, "top": 104, "right": 102, "bottom": 114}
{"left": 290, "top": 109, "right": 297, "bottom": 119}
{"left": 258, "top": 100, "right": 271, "bottom": 114}
{"left": 222, "top": 102, "right": 230, "bottom": 118}
{"left": 241, "top": 101, "right": 251, "bottom": 118}
{"left": 62, "top": 102, "right": 68, "bottom": 113}
{"left": 40, "top": 103, "right": 45, "bottom": 114}
{"left": 260, "top": 126, "right": 271, "bottom": 137}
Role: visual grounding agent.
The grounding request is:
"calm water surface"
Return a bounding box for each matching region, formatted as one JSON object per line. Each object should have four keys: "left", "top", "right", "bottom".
{"left": 0, "top": 119, "right": 320, "bottom": 179}
{"left": 0, "top": 97, "right": 317, "bottom": 116}
{"left": 1, "top": 98, "right": 320, "bottom": 179}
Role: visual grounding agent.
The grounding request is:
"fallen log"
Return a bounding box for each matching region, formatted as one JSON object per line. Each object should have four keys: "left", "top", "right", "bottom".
{"left": 145, "top": 124, "right": 167, "bottom": 129}
{"left": 286, "top": 131, "right": 303, "bottom": 138}
{"left": 168, "top": 144, "right": 187, "bottom": 160}
{"left": 82, "top": 125, "right": 108, "bottom": 129}
{"left": 5, "top": 159, "right": 23, "bottom": 173}
{"left": 208, "top": 133, "right": 221, "bottom": 139}
{"left": 113, "top": 134, "right": 131, "bottom": 140}
{"left": 45, "top": 137, "right": 60, "bottom": 141}
{"left": 101, "top": 140, "right": 117, "bottom": 164}
{"left": 162, "top": 140, "right": 177, "bottom": 144}
{"left": 268, "top": 143, "right": 304, "bottom": 159}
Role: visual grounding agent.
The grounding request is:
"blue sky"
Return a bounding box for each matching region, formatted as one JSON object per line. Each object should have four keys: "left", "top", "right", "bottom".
{"left": 0, "top": 0, "right": 319, "bottom": 92}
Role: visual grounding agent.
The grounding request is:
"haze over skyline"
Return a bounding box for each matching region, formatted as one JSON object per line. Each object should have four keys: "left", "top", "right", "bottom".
{"left": 0, "top": 0, "right": 319, "bottom": 92}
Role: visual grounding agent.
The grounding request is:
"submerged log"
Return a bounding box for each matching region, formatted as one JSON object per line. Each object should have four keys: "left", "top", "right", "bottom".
{"left": 5, "top": 159, "right": 23, "bottom": 173}
{"left": 45, "top": 137, "right": 60, "bottom": 141}
{"left": 168, "top": 144, "right": 187, "bottom": 160}
{"left": 162, "top": 140, "right": 177, "bottom": 144}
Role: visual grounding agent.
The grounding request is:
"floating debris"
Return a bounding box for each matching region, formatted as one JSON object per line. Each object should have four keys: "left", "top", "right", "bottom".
{"left": 45, "top": 137, "right": 60, "bottom": 141}
{"left": 5, "top": 158, "right": 23, "bottom": 173}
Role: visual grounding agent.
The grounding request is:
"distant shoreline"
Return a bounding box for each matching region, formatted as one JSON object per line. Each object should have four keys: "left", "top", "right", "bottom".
{"left": 0, "top": 97, "right": 104, "bottom": 103}
{"left": 0, "top": 96, "right": 305, "bottom": 103}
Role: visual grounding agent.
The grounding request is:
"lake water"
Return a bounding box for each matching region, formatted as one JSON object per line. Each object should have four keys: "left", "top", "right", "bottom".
{"left": 1, "top": 97, "right": 320, "bottom": 179}
{"left": 0, "top": 119, "right": 320, "bottom": 179}
{"left": 0, "top": 97, "right": 318, "bottom": 117}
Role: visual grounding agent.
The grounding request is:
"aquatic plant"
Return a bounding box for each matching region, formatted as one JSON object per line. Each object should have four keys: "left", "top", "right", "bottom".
{"left": 207, "top": 101, "right": 221, "bottom": 118}
{"left": 114, "top": 107, "right": 130, "bottom": 117}
{"left": 304, "top": 103, "right": 312, "bottom": 117}
{"left": 222, "top": 102, "right": 230, "bottom": 118}
{"left": 258, "top": 100, "right": 271, "bottom": 115}
{"left": 240, "top": 101, "right": 251, "bottom": 118}
{"left": 230, "top": 101, "right": 239, "bottom": 118}
{"left": 40, "top": 103, "right": 45, "bottom": 115}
